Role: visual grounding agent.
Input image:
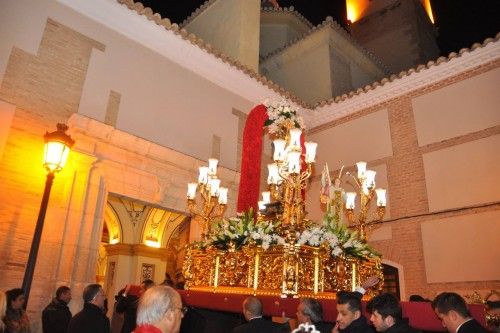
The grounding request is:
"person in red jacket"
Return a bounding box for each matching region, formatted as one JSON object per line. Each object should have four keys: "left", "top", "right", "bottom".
{"left": 133, "top": 286, "right": 186, "bottom": 333}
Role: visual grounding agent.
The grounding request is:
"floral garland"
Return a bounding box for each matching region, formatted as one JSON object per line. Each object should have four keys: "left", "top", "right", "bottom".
{"left": 202, "top": 210, "right": 380, "bottom": 260}
{"left": 263, "top": 99, "right": 305, "bottom": 134}
{"left": 208, "top": 210, "right": 284, "bottom": 251}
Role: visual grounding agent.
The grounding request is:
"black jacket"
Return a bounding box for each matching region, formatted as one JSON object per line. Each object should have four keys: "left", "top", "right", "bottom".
{"left": 385, "top": 319, "right": 421, "bottom": 333}
{"left": 115, "top": 295, "right": 139, "bottom": 333}
{"left": 457, "top": 319, "right": 490, "bottom": 333}
{"left": 339, "top": 316, "right": 375, "bottom": 333}
{"left": 231, "top": 317, "right": 285, "bottom": 333}
{"left": 41, "top": 298, "right": 72, "bottom": 333}
{"left": 312, "top": 321, "right": 334, "bottom": 333}
{"left": 67, "top": 303, "right": 110, "bottom": 333}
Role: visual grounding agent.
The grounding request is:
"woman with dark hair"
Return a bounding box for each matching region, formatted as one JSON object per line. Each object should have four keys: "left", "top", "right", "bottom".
{"left": 4, "top": 289, "right": 30, "bottom": 333}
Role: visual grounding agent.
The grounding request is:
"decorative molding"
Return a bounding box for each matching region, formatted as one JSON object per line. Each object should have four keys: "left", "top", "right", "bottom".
{"left": 105, "top": 243, "right": 169, "bottom": 260}
{"left": 260, "top": 6, "right": 313, "bottom": 30}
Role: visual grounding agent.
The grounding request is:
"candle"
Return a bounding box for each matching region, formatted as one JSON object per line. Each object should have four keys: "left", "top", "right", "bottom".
{"left": 267, "top": 163, "right": 279, "bottom": 185}
{"left": 218, "top": 187, "right": 228, "bottom": 204}
{"left": 262, "top": 191, "right": 271, "bottom": 204}
{"left": 187, "top": 183, "right": 197, "bottom": 199}
{"left": 304, "top": 142, "right": 317, "bottom": 163}
{"left": 287, "top": 151, "right": 301, "bottom": 174}
{"left": 346, "top": 192, "right": 356, "bottom": 209}
{"left": 289, "top": 128, "right": 302, "bottom": 149}
{"left": 365, "top": 170, "right": 376, "bottom": 189}
{"left": 209, "top": 178, "right": 220, "bottom": 196}
{"left": 208, "top": 158, "right": 218, "bottom": 176}
{"left": 273, "top": 139, "right": 286, "bottom": 162}
{"left": 198, "top": 166, "right": 209, "bottom": 184}
{"left": 376, "top": 188, "right": 387, "bottom": 207}
{"left": 258, "top": 201, "right": 266, "bottom": 211}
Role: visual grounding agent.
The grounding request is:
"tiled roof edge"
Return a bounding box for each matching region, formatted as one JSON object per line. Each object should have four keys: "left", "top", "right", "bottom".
{"left": 117, "top": 0, "right": 312, "bottom": 108}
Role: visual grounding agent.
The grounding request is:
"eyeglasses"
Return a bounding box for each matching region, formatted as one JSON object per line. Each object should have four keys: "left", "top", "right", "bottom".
{"left": 177, "top": 306, "right": 188, "bottom": 316}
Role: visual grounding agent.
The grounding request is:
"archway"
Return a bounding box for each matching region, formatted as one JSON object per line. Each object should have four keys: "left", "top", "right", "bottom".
{"left": 381, "top": 259, "right": 405, "bottom": 300}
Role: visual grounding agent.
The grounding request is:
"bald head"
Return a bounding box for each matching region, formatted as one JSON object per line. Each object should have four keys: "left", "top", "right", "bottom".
{"left": 242, "top": 296, "right": 263, "bottom": 320}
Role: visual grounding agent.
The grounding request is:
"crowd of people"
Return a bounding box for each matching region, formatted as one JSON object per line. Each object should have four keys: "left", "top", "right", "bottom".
{"left": 0, "top": 280, "right": 493, "bottom": 333}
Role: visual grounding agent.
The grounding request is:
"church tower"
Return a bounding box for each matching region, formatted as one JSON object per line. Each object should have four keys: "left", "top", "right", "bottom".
{"left": 347, "top": 0, "right": 439, "bottom": 74}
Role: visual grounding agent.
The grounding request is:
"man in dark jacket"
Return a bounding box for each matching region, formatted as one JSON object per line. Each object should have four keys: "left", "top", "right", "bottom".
{"left": 334, "top": 291, "right": 374, "bottom": 333}
{"left": 432, "top": 292, "right": 489, "bottom": 333}
{"left": 42, "top": 286, "right": 72, "bottom": 333}
{"left": 67, "top": 284, "right": 110, "bottom": 333}
{"left": 367, "top": 293, "right": 421, "bottom": 333}
{"left": 232, "top": 296, "right": 287, "bottom": 333}
{"left": 296, "top": 298, "right": 333, "bottom": 333}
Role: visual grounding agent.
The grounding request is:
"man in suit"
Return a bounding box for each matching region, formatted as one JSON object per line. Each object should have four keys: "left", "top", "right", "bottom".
{"left": 366, "top": 293, "right": 421, "bottom": 333}
{"left": 432, "top": 292, "right": 489, "bottom": 333}
{"left": 296, "top": 298, "right": 333, "bottom": 333}
{"left": 231, "top": 296, "right": 285, "bottom": 333}
{"left": 333, "top": 291, "right": 374, "bottom": 333}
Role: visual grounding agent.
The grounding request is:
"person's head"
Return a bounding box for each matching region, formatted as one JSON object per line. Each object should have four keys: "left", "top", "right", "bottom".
{"left": 56, "top": 286, "right": 71, "bottom": 304}
{"left": 242, "top": 296, "right": 263, "bottom": 321}
{"left": 297, "top": 298, "right": 323, "bottom": 324}
{"left": 409, "top": 295, "right": 426, "bottom": 302}
{"left": 367, "top": 293, "right": 402, "bottom": 332}
{"left": 6, "top": 288, "right": 25, "bottom": 310}
{"left": 336, "top": 291, "right": 362, "bottom": 330}
{"left": 431, "top": 292, "right": 471, "bottom": 333}
{"left": 83, "top": 284, "right": 106, "bottom": 309}
{"left": 137, "top": 285, "right": 184, "bottom": 333}
{"left": 141, "top": 279, "right": 155, "bottom": 294}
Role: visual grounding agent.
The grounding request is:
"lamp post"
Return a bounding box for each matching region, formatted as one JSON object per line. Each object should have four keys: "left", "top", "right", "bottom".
{"left": 21, "top": 123, "right": 74, "bottom": 308}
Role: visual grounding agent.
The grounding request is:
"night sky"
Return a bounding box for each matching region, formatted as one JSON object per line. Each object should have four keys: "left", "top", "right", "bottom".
{"left": 140, "top": 0, "right": 500, "bottom": 56}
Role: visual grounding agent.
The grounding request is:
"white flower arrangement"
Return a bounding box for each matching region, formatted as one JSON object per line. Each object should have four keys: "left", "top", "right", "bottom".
{"left": 263, "top": 99, "right": 305, "bottom": 134}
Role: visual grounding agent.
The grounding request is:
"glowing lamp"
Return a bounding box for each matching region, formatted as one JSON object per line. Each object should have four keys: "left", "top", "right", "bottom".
{"left": 198, "top": 166, "right": 209, "bottom": 185}
{"left": 267, "top": 163, "right": 279, "bottom": 185}
{"left": 209, "top": 178, "right": 220, "bottom": 197}
{"left": 287, "top": 151, "right": 301, "bottom": 174}
{"left": 187, "top": 183, "right": 197, "bottom": 200}
{"left": 364, "top": 170, "right": 376, "bottom": 189}
{"left": 218, "top": 187, "right": 228, "bottom": 204}
{"left": 208, "top": 158, "right": 218, "bottom": 176}
{"left": 43, "top": 123, "right": 75, "bottom": 173}
{"left": 273, "top": 139, "right": 286, "bottom": 162}
{"left": 356, "top": 161, "right": 367, "bottom": 179}
{"left": 289, "top": 128, "right": 302, "bottom": 149}
{"left": 258, "top": 201, "right": 266, "bottom": 211}
{"left": 376, "top": 188, "right": 387, "bottom": 207}
{"left": 262, "top": 191, "right": 271, "bottom": 204}
{"left": 346, "top": 192, "right": 356, "bottom": 210}
{"left": 304, "top": 142, "right": 317, "bottom": 163}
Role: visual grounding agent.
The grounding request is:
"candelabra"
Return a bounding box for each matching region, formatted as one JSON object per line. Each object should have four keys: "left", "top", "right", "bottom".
{"left": 258, "top": 127, "right": 317, "bottom": 232}
{"left": 343, "top": 161, "right": 387, "bottom": 241}
{"left": 187, "top": 158, "right": 228, "bottom": 239}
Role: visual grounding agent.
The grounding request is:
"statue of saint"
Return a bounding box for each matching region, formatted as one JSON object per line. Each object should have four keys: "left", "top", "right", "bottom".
{"left": 320, "top": 164, "right": 345, "bottom": 225}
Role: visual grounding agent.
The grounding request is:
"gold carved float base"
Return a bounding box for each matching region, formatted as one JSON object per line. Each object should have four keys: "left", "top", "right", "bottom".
{"left": 183, "top": 244, "right": 383, "bottom": 299}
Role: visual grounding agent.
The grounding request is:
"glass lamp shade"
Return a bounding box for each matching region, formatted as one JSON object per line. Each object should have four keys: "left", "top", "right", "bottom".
{"left": 376, "top": 188, "right": 387, "bottom": 207}
{"left": 43, "top": 123, "right": 74, "bottom": 173}
{"left": 356, "top": 161, "right": 367, "bottom": 179}
{"left": 258, "top": 201, "right": 266, "bottom": 211}
{"left": 267, "top": 163, "right": 279, "bottom": 185}
{"left": 187, "top": 183, "right": 197, "bottom": 199}
{"left": 304, "top": 142, "right": 317, "bottom": 163}
{"left": 345, "top": 192, "right": 356, "bottom": 209}
{"left": 365, "top": 170, "right": 376, "bottom": 188}
{"left": 198, "top": 166, "right": 209, "bottom": 184}
{"left": 209, "top": 178, "right": 220, "bottom": 196}
{"left": 289, "top": 128, "right": 302, "bottom": 149}
{"left": 273, "top": 139, "right": 286, "bottom": 162}
{"left": 208, "top": 158, "right": 218, "bottom": 176}
{"left": 218, "top": 187, "right": 228, "bottom": 204}
{"left": 262, "top": 191, "right": 271, "bottom": 204}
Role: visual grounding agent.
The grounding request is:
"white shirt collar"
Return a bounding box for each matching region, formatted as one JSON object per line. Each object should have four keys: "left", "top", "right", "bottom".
{"left": 456, "top": 318, "right": 473, "bottom": 333}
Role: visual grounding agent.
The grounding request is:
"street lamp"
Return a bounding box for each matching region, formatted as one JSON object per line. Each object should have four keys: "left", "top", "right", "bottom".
{"left": 22, "top": 123, "right": 74, "bottom": 307}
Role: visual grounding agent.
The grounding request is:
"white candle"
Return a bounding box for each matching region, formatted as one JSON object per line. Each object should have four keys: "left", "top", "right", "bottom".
{"left": 218, "top": 187, "right": 228, "bottom": 204}
{"left": 208, "top": 158, "right": 218, "bottom": 176}
{"left": 273, "top": 139, "right": 286, "bottom": 162}
{"left": 289, "top": 128, "right": 302, "bottom": 149}
{"left": 187, "top": 183, "right": 197, "bottom": 199}
{"left": 258, "top": 200, "right": 266, "bottom": 211}
{"left": 356, "top": 161, "right": 367, "bottom": 179}
{"left": 262, "top": 191, "right": 271, "bottom": 204}
{"left": 198, "top": 166, "right": 209, "bottom": 184}
{"left": 304, "top": 142, "right": 317, "bottom": 163}
{"left": 267, "top": 163, "right": 279, "bottom": 185}
{"left": 346, "top": 192, "right": 356, "bottom": 209}
{"left": 287, "top": 151, "right": 301, "bottom": 174}
{"left": 376, "top": 188, "right": 387, "bottom": 207}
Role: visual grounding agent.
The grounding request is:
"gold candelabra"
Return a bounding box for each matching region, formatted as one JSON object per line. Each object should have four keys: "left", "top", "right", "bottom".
{"left": 343, "top": 162, "right": 387, "bottom": 241}
{"left": 187, "top": 158, "right": 228, "bottom": 238}
{"left": 258, "top": 127, "right": 317, "bottom": 243}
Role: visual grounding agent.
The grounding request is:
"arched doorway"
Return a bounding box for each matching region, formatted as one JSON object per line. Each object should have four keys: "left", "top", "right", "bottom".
{"left": 381, "top": 259, "right": 405, "bottom": 300}
{"left": 97, "top": 194, "right": 190, "bottom": 304}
